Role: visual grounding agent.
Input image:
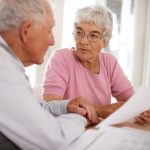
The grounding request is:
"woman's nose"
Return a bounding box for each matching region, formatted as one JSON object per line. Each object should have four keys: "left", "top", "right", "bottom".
{"left": 80, "top": 34, "right": 89, "bottom": 45}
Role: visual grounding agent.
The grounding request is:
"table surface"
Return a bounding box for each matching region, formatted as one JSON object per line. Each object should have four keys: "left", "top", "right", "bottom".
{"left": 113, "top": 122, "right": 150, "bottom": 132}
{"left": 87, "top": 121, "right": 150, "bottom": 132}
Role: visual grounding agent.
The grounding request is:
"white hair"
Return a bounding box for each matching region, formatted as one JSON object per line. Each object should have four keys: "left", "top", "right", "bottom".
{"left": 74, "top": 4, "right": 113, "bottom": 44}
{"left": 0, "top": 0, "right": 51, "bottom": 32}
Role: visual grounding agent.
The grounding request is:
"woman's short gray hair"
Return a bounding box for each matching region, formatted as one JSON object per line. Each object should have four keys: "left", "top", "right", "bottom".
{"left": 0, "top": 0, "right": 50, "bottom": 32}
{"left": 74, "top": 4, "right": 113, "bottom": 44}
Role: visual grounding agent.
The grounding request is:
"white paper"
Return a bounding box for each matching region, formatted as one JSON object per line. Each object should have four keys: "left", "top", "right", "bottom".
{"left": 87, "top": 127, "right": 150, "bottom": 150}
{"left": 65, "top": 87, "right": 150, "bottom": 150}
{"left": 96, "top": 86, "right": 150, "bottom": 128}
{"left": 65, "top": 126, "right": 114, "bottom": 150}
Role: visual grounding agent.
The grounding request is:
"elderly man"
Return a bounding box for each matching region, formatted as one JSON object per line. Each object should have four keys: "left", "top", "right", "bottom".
{"left": 0, "top": 0, "right": 100, "bottom": 149}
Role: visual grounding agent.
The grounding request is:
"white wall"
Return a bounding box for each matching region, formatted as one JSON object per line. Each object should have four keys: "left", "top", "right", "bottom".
{"left": 141, "top": 0, "right": 150, "bottom": 86}
{"left": 131, "top": 0, "right": 150, "bottom": 88}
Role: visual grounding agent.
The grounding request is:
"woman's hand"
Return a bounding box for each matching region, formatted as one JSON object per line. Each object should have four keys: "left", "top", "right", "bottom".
{"left": 135, "top": 109, "right": 150, "bottom": 124}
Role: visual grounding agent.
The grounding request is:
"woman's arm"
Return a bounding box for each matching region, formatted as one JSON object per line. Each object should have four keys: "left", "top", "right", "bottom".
{"left": 93, "top": 101, "right": 124, "bottom": 118}
{"left": 42, "top": 94, "right": 63, "bottom": 101}
{"left": 93, "top": 94, "right": 133, "bottom": 118}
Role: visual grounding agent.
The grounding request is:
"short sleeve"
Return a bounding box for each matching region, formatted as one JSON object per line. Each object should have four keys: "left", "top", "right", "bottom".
{"left": 103, "top": 53, "right": 134, "bottom": 101}
{"left": 42, "top": 50, "right": 69, "bottom": 97}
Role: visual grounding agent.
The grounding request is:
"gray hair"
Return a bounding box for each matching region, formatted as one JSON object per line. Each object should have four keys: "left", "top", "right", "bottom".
{"left": 74, "top": 4, "right": 113, "bottom": 44}
{"left": 0, "top": 0, "right": 51, "bottom": 32}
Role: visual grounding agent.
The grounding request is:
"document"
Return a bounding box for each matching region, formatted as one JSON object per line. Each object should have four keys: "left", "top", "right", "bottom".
{"left": 66, "top": 126, "right": 115, "bottom": 150}
{"left": 96, "top": 86, "right": 150, "bottom": 128}
{"left": 87, "top": 127, "right": 150, "bottom": 150}
{"left": 66, "top": 87, "right": 150, "bottom": 150}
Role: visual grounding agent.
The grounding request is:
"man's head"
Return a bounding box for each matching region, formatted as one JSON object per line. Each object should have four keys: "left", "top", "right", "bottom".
{"left": 0, "top": 0, "right": 55, "bottom": 66}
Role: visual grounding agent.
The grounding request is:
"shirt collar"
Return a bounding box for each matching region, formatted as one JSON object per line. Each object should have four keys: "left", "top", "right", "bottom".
{"left": 0, "top": 35, "right": 25, "bottom": 71}
{"left": 0, "top": 35, "right": 8, "bottom": 46}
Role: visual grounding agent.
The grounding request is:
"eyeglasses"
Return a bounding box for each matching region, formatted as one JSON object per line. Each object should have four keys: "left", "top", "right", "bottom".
{"left": 73, "top": 28, "right": 103, "bottom": 42}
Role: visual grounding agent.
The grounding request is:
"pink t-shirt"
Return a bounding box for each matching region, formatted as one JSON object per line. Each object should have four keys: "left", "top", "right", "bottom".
{"left": 42, "top": 48, "right": 134, "bottom": 105}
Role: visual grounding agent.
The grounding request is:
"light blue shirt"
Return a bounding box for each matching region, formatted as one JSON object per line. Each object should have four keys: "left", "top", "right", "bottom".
{"left": 0, "top": 36, "right": 87, "bottom": 150}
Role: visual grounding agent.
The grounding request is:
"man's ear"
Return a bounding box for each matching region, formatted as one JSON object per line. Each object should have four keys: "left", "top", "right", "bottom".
{"left": 19, "top": 20, "right": 32, "bottom": 43}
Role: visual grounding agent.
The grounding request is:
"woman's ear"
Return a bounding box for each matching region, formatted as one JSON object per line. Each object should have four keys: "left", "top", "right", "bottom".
{"left": 102, "top": 39, "right": 108, "bottom": 48}
{"left": 19, "top": 20, "right": 32, "bottom": 43}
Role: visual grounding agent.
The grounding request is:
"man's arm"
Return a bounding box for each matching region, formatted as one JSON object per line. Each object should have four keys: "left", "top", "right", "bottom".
{"left": 0, "top": 51, "right": 88, "bottom": 150}
{"left": 0, "top": 88, "right": 88, "bottom": 150}
{"left": 40, "top": 97, "right": 101, "bottom": 124}
{"left": 40, "top": 99, "right": 68, "bottom": 116}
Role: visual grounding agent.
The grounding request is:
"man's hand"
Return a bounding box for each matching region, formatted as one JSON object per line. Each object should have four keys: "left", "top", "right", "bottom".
{"left": 135, "top": 109, "right": 150, "bottom": 124}
{"left": 67, "top": 97, "right": 102, "bottom": 124}
{"left": 94, "top": 101, "right": 124, "bottom": 118}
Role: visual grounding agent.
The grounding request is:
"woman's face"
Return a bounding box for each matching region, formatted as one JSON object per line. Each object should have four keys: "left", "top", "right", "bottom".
{"left": 74, "top": 22, "right": 106, "bottom": 63}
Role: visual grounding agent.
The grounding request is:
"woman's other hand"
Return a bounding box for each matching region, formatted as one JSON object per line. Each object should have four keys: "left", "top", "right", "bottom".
{"left": 135, "top": 109, "right": 150, "bottom": 124}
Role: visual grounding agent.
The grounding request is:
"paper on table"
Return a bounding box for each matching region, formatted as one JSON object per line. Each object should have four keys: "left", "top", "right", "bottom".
{"left": 87, "top": 127, "right": 150, "bottom": 150}
{"left": 65, "top": 126, "right": 115, "bottom": 150}
{"left": 96, "top": 86, "right": 150, "bottom": 128}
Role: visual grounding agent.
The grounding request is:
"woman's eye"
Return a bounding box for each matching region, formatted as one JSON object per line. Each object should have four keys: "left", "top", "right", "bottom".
{"left": 76, "top": 31, "right": 82, "bottom": 35}
{"left": 75, "top": 31, "right": 83, "bottom": 37}
{"left": 90, "top": 34, "right": 99, "bottom": 39}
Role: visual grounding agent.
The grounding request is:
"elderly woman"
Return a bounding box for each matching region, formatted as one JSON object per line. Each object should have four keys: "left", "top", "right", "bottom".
{"left": 42, "top": 4, "right": 134, "bottom": 118}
